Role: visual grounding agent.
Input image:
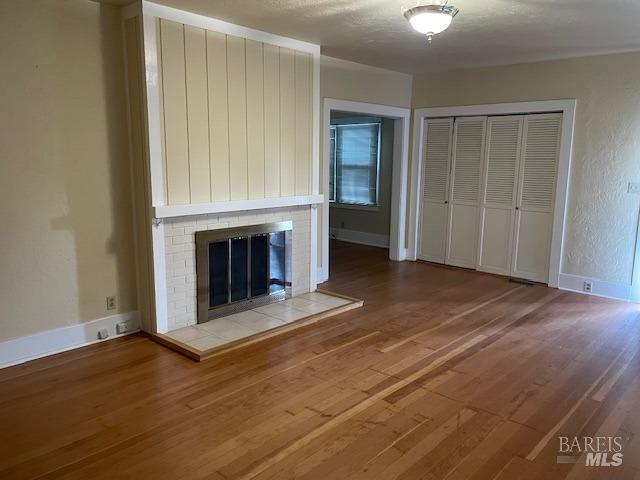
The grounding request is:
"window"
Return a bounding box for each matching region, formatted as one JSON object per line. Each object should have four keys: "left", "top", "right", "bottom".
{"left": 329, "top": 122, "right": 381, "bottom": 206}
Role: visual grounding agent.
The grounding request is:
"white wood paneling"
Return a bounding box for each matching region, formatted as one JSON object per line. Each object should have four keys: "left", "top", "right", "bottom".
{"left": 227, "top": 35, "right": 248, "bottom": 200}
{"left": 279, "top": 47, "right": 296, "bottom": 197}
{"left": 264, "top": 44, "right": 281, "bottom": 197}
{"left": 206, "top": 30, "right": 230, "bottom": 201}
{"left": 159, "top": 19, "right": 190, "bottom": 204}
{"left": 295, "top": 51, "right": 312, "bottom": 195}
{"left": 156, "top": 19, "right": 316, "bottom": 205}
{"left": 184, "top": 25, "right": 210, "bottom": 203}
{"left": 246, "top": 39, "right": 265, "bottom": 199}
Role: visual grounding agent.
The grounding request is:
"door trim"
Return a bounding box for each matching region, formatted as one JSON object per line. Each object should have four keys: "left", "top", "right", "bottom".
{"left": 320, "top": 99, "right": 411, "bottom": 282}
{"left": 409, "top": 99, "right": 577, "bottom": 288}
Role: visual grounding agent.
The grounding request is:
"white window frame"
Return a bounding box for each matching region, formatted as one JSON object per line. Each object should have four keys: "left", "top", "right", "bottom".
{"left": 329, "top": 121, "right": 382, "bottom": 209}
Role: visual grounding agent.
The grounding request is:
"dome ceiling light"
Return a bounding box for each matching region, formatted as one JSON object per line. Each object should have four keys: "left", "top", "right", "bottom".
{"left": 402, "top": 2, "right": 459, "bottom": 44}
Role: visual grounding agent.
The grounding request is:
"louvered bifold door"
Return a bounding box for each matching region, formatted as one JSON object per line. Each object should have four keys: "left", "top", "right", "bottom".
{"left": 511, "top": 113, "right": 562, "bottom": 283}
{"left": 477, "top": 116, "right": 523, "bottom": 275}
{"left": 445, "top": 116, "right": 486, "bottom": 268}
{"left": 418, "top": 118, "right": 453, "bottom": 263}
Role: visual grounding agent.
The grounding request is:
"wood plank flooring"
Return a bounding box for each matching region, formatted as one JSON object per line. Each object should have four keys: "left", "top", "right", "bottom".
{"left": 1, "top": 240, "right": 639, "bottom": 479}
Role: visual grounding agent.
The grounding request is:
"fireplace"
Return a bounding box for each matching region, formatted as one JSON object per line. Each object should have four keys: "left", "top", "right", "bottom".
{"left": 195, "top": 222, "right": 292, "bottom": 323}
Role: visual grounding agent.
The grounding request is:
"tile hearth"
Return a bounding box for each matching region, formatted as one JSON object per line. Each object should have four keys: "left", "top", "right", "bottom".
{"left": 162, "top": 291, "right": 359, "bottom": 357}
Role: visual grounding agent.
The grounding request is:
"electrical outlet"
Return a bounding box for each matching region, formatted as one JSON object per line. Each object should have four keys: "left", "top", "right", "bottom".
{"left": 583, "top": 281, "right": 593, "bottom": 293}
{"left": 106, "top": 296, "right": 117, "bottom": 311}
{"left": 116, "top": 321, "right": 134, "bottom": 334}
{"left": 97, "top": 328, "right": 109, "bottom": 340}
{"left": 628, "top": 182, "right": 640, "bottom": 195}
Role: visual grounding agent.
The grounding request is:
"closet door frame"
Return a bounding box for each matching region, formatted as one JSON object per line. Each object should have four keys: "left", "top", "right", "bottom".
{"left": 410, "top": 100, "right": 577, "bottom": 288}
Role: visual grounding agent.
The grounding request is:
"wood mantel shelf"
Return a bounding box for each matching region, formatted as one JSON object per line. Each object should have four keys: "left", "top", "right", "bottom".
{"left": 154, "top": 194, "right": 324, "bottom": 219}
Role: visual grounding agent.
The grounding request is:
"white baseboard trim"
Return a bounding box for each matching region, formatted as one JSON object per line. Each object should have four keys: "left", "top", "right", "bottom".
{"left": 330, "top": 227, "right": 390, "bottom": 249}
{"left": 0, "top": 311, "right": 140, "bottom": 369}
{"left": 558, "top": 273, "right": 631, "bottom": 302}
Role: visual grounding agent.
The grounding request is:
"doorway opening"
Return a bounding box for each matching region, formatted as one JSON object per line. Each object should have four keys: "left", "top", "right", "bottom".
{"left": 328, "top": 112, "right": 393, "bottom": 250}
{"left": 320, "top": 99, "right": 411, "bottom": 282}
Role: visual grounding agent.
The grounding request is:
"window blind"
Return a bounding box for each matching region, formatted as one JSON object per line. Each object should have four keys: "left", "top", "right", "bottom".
{"left": 330, "top": 123, "right": 380, "bottom": 206}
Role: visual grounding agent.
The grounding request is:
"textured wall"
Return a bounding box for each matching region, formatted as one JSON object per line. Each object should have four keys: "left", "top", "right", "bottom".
{"left": 164, "top": 207, "right": 311, "bottom": 331}
{"left": 412, "top": 52, "right": 640, "bottom": 285}
{"left": 0, "top": 0, "right": 136, "bottom": 341}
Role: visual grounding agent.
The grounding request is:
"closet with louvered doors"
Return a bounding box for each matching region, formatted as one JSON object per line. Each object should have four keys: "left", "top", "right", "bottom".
{"left": 419, "top": 111, "right": 562, "bottom": 284}
{"left": 477, "top": 115, "right": 524, "bottom": 276}
{"left": 477, "top": 112, "right": 562, "bottom": 283}
{"left": 446, "top": 117, "right": 486, "bottom": 268}
{"left": 511, "top": 113, "right": 562, "bottom": 282}
{"left": 418, "top": 116, "right": 486, "bottom": 267}
{"left": 418, "top": 118, "right": 453, "bottom": 263}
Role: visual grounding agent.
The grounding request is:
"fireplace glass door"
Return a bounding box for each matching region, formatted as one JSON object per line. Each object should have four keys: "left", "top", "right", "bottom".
{"left": 196, "top": 222, "right": 292, "bottom": 322}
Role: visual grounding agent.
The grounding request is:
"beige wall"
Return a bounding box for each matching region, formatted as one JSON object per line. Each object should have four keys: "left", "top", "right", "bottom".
{"left": 319, "top": 55, "right": 412, "bottom": 271}
{"left": 0, "top": 0, "right": 136, "bottom": 341}
{"left": 321, "top": 55, "right": 413, "bottom": 108}
{"left": 412, "top": 52, "right": 640, "bottom": 285}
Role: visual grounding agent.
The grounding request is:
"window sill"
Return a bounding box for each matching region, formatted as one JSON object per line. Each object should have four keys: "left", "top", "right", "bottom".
{"left": 329, "top": 202, "right": 380, "bottom": 212}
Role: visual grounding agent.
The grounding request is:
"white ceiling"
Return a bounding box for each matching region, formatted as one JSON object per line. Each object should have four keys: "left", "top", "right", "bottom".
{"left": 106, "top": 0, "right": 640, "bottom": 73}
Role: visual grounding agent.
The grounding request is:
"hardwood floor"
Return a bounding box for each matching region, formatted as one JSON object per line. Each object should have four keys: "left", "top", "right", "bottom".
{"left": 1, "top": 240, "right": 640, "bottom": 479}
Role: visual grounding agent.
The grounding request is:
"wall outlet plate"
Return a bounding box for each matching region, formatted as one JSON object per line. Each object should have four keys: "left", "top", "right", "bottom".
{"left": 583, "top": 281, "right": 593, "bottom": 293}
{"left": 106, "top": 296, "right": 117, "bottom": 311}
{"left": 116, "top": 321, "right": 134, "bottom": 335}
{"left": 628, "top": 182, "right": 640, "bottom": 195}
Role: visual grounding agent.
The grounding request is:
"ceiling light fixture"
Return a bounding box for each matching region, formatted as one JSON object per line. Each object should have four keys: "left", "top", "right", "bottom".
{"left": 402, "top": 2, "right": 459, "bottom": 44}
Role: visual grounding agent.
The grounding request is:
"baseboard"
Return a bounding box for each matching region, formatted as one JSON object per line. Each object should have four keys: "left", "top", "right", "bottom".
{"left": 330, "top": 227, "right": 389, "bottom": 248}
{"left": 0, "top": 311, "right": 140, "bottom": 368}
{"left": 558, "top": 273, "right": 631, "bottom": 302}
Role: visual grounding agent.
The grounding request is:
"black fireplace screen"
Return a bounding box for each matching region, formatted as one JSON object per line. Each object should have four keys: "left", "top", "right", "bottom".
{"left": 196, "top": 222, "right": 292, "bottom": 323}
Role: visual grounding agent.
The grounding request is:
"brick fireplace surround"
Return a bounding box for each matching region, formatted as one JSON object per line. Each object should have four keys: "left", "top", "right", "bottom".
{"left": 162, "top": 206, "right": 311, "bottom": 331}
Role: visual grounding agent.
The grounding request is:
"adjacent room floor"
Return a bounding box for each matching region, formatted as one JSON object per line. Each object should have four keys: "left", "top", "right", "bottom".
{"left": 1, "top": 240, "right": 639, "bottom": 479}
